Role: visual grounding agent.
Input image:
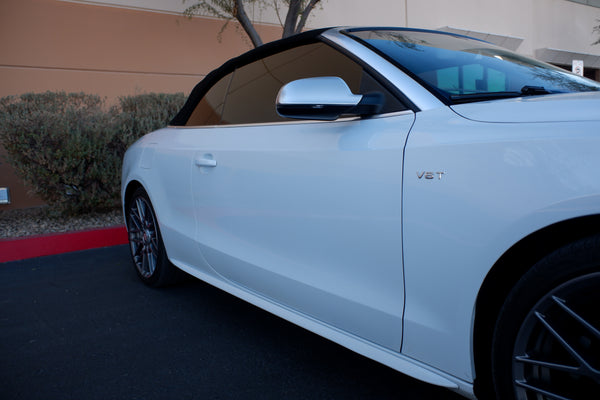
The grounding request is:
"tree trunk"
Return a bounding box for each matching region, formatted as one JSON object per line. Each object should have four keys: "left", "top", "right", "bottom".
{"left": 295, "top": 0, "right": 321, "bottom": 35}
{"left": 233, "top": 0, "right": 263, "bottom": 47}
{"left": 282, "top": 0, "right": 301, "bottom": 38}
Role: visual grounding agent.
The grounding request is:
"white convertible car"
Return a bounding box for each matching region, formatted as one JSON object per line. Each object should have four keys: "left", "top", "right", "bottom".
{"left": 121, "top": 27, "right": 600, "bottom": 400}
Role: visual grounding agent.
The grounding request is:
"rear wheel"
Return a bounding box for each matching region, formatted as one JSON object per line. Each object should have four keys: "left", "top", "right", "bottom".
{"left": 492, "top": 236, "right": 600, "bottom": 400}
{"left": 126, "top": 187, "right": 180, "bottom": 287}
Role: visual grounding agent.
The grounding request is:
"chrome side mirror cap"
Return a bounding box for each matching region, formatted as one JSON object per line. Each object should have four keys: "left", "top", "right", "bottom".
{"left": 276, "top": 76, "right": 383, "bottom": 121}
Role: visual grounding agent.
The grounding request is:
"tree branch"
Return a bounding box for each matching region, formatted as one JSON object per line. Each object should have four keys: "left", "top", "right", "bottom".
{"left": 185, "top": 0, "right": 325, "bottom": 46}
{"left": 233, "top": 0, "right": 263, "bottom": 47}
{"left": 295, "top": 0, "right": 320, "bottom": 34}
{"left": 282, "top": 0, "right": 301, "bottom": 38}
{"left": 593, "top": 20, "right": 600, "bottom": 45}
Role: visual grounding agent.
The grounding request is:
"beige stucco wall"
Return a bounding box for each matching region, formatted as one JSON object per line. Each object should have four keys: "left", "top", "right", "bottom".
{"left": 0, "top": 0, "right": 282, "bottom": 103}
{"left": 64, "top": 0, "right": 600, "bottom": 63}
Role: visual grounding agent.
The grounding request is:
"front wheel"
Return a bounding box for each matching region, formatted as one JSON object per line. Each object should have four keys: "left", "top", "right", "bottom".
{"left": 492, "top": 236, "right": 600, "bottom": 400}
{"left": 126, "top": 187, "right": 180, "bottom": 287}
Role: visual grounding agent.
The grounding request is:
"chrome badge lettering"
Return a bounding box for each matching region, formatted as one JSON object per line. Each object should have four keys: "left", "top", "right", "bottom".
{"left": 417, "top": 171, "right": 445, "bottom": 180}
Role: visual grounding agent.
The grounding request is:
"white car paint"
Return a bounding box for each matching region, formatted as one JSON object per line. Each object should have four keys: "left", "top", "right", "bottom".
{"left": 122, "top": 27, "right": 600, "bottom": 399}
{"left": 401, "top": 103, "right": 600, "bottom": 381}
{"left": 452, "top": 91, "right": 600, "bottom": 123}
{"left": 188, "top": 113, "right": 413, "bottom": 351}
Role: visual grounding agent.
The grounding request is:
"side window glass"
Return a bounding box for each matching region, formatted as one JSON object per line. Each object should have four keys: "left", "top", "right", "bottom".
{"left": 221, "top": 43, "right": 358, "bottom": 125}
{"left": 359, "top": 70, "right": 407, "bottom": 114}
{"left": 185, "top": 72, "right": 232, "bottom": 126}
{"left": 186, "top": 42, "right": 408, "bottom": 126}
{"left": 221, "top": 43, "right": 406, "bottom": 125}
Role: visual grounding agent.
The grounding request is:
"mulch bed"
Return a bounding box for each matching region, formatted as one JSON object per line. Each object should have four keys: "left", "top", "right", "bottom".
{"left": 0, "top": 207, "right": 124, "bottom": 239}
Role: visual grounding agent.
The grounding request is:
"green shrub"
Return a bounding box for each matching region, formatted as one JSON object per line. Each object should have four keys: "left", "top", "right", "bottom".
{"left": 0, "top": 91, "right": 185, "bottom": 215}
{"left": 117, "top": 92, "right": 186, "bottom": 155}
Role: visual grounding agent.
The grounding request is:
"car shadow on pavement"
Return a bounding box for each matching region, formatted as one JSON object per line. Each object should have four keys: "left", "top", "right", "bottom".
{"left": 0, "top": 245, "right": 464, "bottom": 400}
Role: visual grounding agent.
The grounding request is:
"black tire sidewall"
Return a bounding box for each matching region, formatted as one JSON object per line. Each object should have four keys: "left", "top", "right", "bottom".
{"left": 491, "top": 235, "right": 600, "bottom": 400}
{"left": 126, "top": 187, "right": 173, "bottom": 287}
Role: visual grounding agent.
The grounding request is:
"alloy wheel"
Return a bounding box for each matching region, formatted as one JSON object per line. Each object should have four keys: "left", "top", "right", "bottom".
{"left": 127, "top": 195, "right": 159, "bottom": 279}
{"left": 512, "top": 273, "right": 600, "bottom": 400}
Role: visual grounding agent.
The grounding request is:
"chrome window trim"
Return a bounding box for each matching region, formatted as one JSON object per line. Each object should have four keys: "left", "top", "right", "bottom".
{"left": 170, "top": 109, "right": 414, "bottom": 130}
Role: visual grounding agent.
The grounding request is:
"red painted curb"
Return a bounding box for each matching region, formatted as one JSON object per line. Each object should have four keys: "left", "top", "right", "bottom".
{"left": 0, "top": 225, "right": 129, "bottom": 263}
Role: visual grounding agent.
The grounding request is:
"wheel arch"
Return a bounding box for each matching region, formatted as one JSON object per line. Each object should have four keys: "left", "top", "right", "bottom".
{"left": 472, "top": 214, "right": 600, "bottom": 399}
{"left": 123, "top": 180, "right": 144, "bottom": 219}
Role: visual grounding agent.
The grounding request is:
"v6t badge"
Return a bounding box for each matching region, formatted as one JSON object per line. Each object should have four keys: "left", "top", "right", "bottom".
{"left": 417, "top": 171, "right": 445, "bottom": 180}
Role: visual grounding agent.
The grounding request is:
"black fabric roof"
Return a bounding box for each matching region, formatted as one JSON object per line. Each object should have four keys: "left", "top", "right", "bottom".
{"left": 170, "top": 27, "right": 331, "bottom": 126}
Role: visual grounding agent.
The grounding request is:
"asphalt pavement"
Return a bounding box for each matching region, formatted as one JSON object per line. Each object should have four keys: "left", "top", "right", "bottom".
{"left": 1, "top": 245, "right": 464, "bottom": 400}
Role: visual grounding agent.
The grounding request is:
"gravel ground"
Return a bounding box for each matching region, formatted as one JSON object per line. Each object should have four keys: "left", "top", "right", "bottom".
{"left": 0, "top": 207, "right": 124, "bottom": 239}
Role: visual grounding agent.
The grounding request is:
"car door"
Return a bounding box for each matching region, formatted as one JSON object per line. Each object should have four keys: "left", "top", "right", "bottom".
{"left": 188, "top": 42, "right": 414, "bottom": 351}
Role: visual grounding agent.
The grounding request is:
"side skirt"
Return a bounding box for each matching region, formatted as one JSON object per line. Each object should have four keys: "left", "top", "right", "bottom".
{"left": 171, "top": 259, "right": 475, "bottom": 399}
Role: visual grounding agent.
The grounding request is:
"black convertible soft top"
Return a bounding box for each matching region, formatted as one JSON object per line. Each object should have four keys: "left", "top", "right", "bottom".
{"left": 170, "top": 27, "right": 330, "bottom": 126}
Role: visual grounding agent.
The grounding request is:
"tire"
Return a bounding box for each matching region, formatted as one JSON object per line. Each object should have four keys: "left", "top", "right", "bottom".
{"left": 126, "top": 187, "right": 180, "bottom": 287}
{"left": 492, "top": 235, "right": 600, "bottom": 400}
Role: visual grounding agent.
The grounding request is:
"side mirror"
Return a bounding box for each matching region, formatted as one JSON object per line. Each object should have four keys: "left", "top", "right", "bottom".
{"left": 276, "top": 76, "right": 384, "bottom": 121}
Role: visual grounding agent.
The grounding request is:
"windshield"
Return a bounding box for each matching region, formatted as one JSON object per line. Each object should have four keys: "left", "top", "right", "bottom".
{"left": 346, "top": 28, "right": 600, "bottom": 104}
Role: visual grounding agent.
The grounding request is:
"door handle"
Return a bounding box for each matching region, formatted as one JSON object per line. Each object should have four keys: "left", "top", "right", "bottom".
{"left": 195, "top": 156, "right": 217, "bottom": 167}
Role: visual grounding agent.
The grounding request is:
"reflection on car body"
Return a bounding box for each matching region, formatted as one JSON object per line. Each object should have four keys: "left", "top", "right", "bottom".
{"left": 122, "top": 27, "right": 600, "bottom": 400}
